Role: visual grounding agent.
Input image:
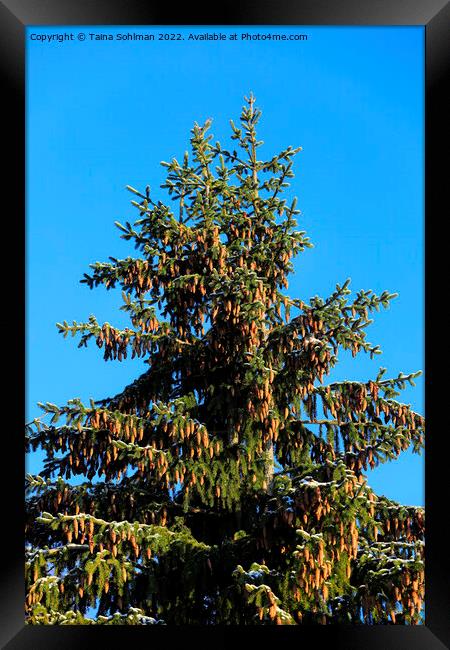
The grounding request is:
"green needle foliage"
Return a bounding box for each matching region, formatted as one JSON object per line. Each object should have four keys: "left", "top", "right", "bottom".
{"left": 26, "top": 95, "right": 424, "bottom": 625}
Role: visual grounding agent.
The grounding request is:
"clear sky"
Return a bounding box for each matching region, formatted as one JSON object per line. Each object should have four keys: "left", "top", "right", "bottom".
{"left": 26, "top": 26, "right": 424, "bottom": 505}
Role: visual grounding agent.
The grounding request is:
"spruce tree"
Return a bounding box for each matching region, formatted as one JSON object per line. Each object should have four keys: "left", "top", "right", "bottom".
{"left": 26, "top": 95, "right": 425, "bottom": 625}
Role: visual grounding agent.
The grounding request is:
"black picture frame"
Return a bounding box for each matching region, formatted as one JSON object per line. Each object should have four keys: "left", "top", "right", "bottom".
{"left": 1, "top": 1, "right": 448, "bottom": 647}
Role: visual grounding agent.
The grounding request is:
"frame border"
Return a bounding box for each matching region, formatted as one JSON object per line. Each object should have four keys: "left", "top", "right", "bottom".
{"left": 1, "top": 1, "right": 448, "bottom": 647}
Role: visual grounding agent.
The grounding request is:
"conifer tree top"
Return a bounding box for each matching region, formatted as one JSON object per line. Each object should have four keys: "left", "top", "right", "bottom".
{"left": 26, "top": 95, "right": 424, "bottom": 626}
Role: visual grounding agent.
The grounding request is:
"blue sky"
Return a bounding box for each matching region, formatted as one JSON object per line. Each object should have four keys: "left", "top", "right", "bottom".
{"left": 26, "top": 26, "right": 424, "bottom": 505}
